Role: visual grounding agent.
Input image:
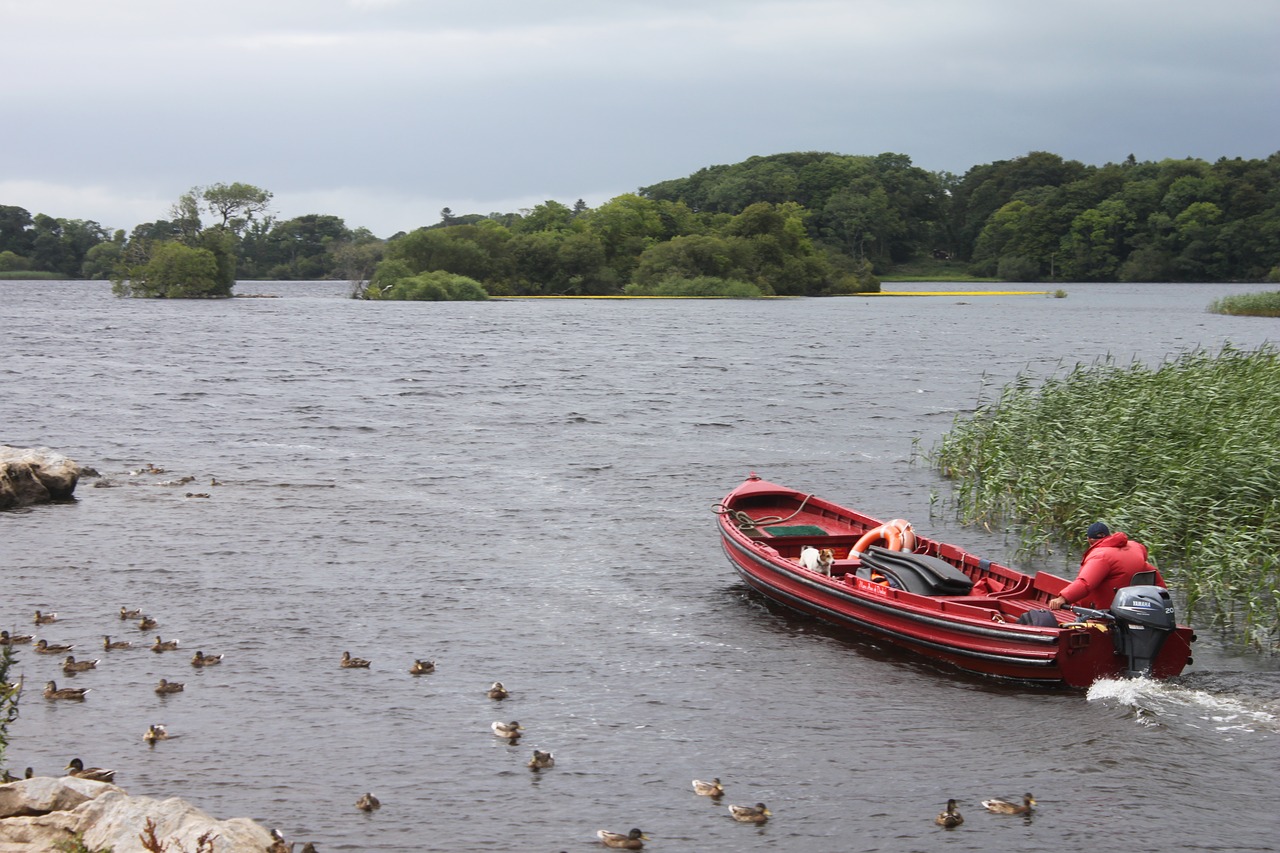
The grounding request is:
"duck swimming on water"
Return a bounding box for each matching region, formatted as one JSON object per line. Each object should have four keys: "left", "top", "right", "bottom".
{"left": 341, "top": 651, "right": 371, "bottom": 668}
{"left": 44, "top": 681, "right": 90, "bottom": 701}
{"left": 491, "top": 721, "right": 523, "bottom": 739}
{"left": 597, "top": 828, "right": 648, "bottom": 849}
{"left": 62, "top": 656, "right": 99, "bottom": 673}
{"left": 935, "top": 798, "right": 963, "bottom": 827}
{"left": 692, "top": 778, "right": 725, "bottom": 798}
{"left": 728, "top": 802, "right": 771, "bottom": 823}
{"left": 982, "top": 793, "right": 1036, "bottom": 815}
{"left": 150, "top": 636, "right": 179, "bottom": 652}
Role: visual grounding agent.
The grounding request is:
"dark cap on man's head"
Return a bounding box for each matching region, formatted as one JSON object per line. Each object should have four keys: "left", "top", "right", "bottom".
{"left": 1086, "top": 522, "right": 1110, "bottom": 540}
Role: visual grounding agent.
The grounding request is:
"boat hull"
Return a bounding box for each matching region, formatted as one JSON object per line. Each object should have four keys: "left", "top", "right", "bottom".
{"left": 716, "top": 475, "right": 1194, "bottom": 688}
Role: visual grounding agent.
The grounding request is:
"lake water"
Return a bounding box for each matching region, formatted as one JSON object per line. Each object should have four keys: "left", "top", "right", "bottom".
{"left": 3, "top": 280, "right": 1278, "bottom": 852}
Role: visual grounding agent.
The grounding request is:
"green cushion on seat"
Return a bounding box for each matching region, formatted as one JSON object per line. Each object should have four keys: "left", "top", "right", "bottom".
{"left": 763, "top": 524, "right": 828, "bottom": 536}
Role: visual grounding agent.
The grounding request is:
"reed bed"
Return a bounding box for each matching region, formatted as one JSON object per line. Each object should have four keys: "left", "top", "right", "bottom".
{"left": 928, "top": 344, "right": 1280, "bottom": 647}
{"left": 1208, "top": 290, "right": 1280, "bottom": 317}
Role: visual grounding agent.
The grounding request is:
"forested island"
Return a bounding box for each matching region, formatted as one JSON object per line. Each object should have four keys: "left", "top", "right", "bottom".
{"left": 1, "top": 150, "right": 1277, "bottom": 299}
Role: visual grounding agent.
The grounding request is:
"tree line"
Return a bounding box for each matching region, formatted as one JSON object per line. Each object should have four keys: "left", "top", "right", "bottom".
{"left": 1, "top": 150, "right": 1277, "bottom": 297}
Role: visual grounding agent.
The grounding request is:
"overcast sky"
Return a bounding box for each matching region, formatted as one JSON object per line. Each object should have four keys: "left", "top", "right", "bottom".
{"left": 3, "top": 0, "right": 1277, "bottom": 238}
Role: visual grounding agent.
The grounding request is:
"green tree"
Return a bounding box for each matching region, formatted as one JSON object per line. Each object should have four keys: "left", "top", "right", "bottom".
{"left": 0, "top": 250, "right": 30, "bottom": 271}
{"left": 259, "top": 214, "right": 351, "bottom": 279}
{"left": 112, "top": 240, "right": 228, "bottom": 298}
{"left": 0, "top": 205, "right": 34, "bottom": 256}
{"left": 201, "top": 182, "right": 274, "bottom": 236}
{"left": 81, "top": 230, "right": 126, "bottom": 279}
{"left": 380, "top": 269, "right": 489, "bottom": 301}
{"left": 1059, "top": 199, "right": 1135, "bottom": 281}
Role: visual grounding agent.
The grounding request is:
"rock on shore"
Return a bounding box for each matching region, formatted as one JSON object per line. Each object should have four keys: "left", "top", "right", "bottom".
{"left": 0, "top": 446, "right": 81, "bottom": 510}
{"left": 0, "top": 776, "right": 278, "bottom": 853}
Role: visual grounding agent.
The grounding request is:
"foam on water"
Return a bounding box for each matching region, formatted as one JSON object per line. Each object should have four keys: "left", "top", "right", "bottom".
{"left": 1088, "top": 675, "right": 1280, "bottom": 734}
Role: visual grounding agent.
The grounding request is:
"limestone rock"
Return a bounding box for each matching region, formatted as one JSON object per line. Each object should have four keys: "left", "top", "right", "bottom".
{"left": 0, "top": 775, "right": 112, "bottom": 818}
{"left": 0, "top": 776, "right": 278, "bottom": 852}
{"left": 0, "top": 446, "right": 82, "bottom": 509}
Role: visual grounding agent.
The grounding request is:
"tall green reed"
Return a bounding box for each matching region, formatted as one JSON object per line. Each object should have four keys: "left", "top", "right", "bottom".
{"left": 929, "top": 344, "right": 1280, "bottom": 648}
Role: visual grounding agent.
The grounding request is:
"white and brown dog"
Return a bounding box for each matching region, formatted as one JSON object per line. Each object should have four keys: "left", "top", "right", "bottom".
{"left": 799, "top": 546, "right": 835, "bottom": 575}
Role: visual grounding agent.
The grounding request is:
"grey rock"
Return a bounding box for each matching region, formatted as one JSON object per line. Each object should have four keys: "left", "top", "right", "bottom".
{"left": 0, "top": 776, "right": 278, "bottom": 852}
{"left": 0, "top": 446, "right": 82, "bottom": 509}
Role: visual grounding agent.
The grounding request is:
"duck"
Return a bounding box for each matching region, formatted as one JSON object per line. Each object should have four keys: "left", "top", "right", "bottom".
{"left": 103, "top": 635, "right": 132, "bottom": 650}
{"left": 34, "top": 639, "right": 73, "bottom": 654}
{"left": 119, "top": 607, "right": 142, "bottom": 620}
{"left": 409, "top": 659, "right": 435, "bottom": 675}
{"left": 150, "top": 636, "right": 179, "bottom": 652}
{"left": 65, "top": 758, "right": 114, "bottom": 783}
{"left": 355, "top": 792, "right": 381, "bottom": 811}
{"left": 154, "top": 678, "right": 184, "bottom": 695}
{"left": 267, "top": 829, "right": 290, "bottom": 853}
{"left": 190, "top": 651, "right": 223, "bottom": 667}
{"left": 62, "top": 655, "right": 99, "bottom": 673}
{"left": 728, "top": 802, "right": 772, "bottom": 823}
{"left": 935, "top": 798, "right": 964, "bottom": 827}
{"left": 33, "top": 610, "right": 58, "bottom": 625}
{"left": 596, "top": 828, "right": 648, "bottom": 849}
{"left": 692, "top": 778, "right": 725, "bottom": 797}
{"left": 45, "top": 676, "right": 90, "bottom": 696}
{"left": 527, "top": 750, "right": 555, "bottom": 771}
{"left": 982, "top": 793, "right": 1036, "bottom": 815}
{"left": 138, "top": 616, "right": 159, "bottom": 631}
{"left": 341, "top": 651, "right": 371, "bottom": 669}
{"left": 0, "top": 630, "right": 33, "bottom": 645}
{"left": 486, "top": 681, "right": 509, "bottom": 700}
{"left": 491, "top": 720, "right": 523, "bottom": 739}
{"left": 144, "top": 724, "right": 172, "bottom": 744}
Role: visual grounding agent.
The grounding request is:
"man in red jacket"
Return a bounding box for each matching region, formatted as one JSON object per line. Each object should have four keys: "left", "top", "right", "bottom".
{"left": 1048, "top": 522, "right": 1164, "bottom": 610}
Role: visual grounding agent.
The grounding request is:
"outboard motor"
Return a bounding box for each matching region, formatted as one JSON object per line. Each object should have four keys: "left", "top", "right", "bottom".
{"left": 1108, "top": 585, "right": 1178, "bottom": 677}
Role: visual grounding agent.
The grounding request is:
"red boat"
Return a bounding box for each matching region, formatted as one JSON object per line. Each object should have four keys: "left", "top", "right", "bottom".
{"left": 715, "top": 474, "right": 1194, "bottom": 688}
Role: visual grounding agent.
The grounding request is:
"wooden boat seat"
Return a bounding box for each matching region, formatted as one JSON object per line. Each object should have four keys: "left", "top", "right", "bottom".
{"left": 859, "top": 545, "right": 974, "bottom": 596}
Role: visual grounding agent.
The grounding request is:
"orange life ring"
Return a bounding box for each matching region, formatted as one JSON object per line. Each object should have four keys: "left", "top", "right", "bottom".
{"left": 851, "top": 523, "right": 903, "bottom": 556}
{"left": 886, "top": 518, "right": 917, "bottom": 552}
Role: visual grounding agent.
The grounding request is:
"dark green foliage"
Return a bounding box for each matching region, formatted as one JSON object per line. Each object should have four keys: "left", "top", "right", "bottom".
{"left": 112, "top": 240, "right": 230, "bottom": 298}
{"left": 623, "top": 275, "right": 765, "bottom": 297}
{"left": 996, "top": 254, "right": 1042, "bottom": 282}
{"left": 394, "top": 271, "right": 489, "bottom": 301}
{"left": 929, "top": 345, "right": 1280, "bottom": 646}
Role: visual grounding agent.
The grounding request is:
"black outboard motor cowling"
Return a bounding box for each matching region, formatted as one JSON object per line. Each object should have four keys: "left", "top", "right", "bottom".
{"left": 1109, "top": 585, "right": 1177, "bottom": 677}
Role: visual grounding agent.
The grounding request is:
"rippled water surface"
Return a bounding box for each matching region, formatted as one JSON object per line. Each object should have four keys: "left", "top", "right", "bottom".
{"left": 3, "top": 280, "right": 1278, "bottom": 851}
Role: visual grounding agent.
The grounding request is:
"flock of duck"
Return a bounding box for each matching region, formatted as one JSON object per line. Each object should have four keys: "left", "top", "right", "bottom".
{"left": 324, "top": 651, "right": 787, "bottom": 849}
{"left": 2, "top": 607, "right": 224, "bottom": 762}
{"left": 4, "top": 608, "right": 223, "bottom": 709}
{"left": 5, "top": 607, "right": 1040, "bottom": 849}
